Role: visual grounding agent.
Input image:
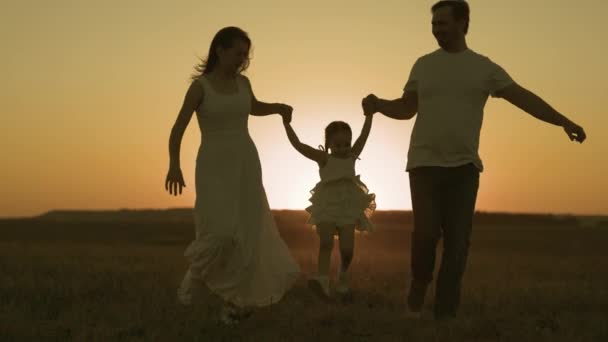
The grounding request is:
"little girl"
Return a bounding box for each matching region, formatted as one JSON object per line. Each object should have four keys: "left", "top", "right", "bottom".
{"left": 283, "top": 108, "right": 376, "bottom": 299}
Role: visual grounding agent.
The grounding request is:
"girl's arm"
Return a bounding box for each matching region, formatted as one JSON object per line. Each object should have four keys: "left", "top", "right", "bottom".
{"left": 351, "top": 114, "right": 374, "bottom": 157}
{"left": 283, "top": 121, "right": 326, "bottom": 164}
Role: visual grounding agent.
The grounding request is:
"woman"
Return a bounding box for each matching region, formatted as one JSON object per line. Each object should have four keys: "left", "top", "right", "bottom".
{"left": 165, "top": 26, "right": 300, "bottom": 324}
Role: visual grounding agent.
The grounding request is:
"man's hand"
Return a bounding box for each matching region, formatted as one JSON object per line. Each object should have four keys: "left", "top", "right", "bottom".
{"left": 562, "top": 119, "right": 586, "bottom": 143}
{"left": 362, "top": 94, "right": 378, "bottom": 116}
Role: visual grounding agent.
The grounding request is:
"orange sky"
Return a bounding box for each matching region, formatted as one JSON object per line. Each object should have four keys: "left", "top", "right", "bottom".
{"left": 1, "top": 0, "right": 607, "bottom": 217}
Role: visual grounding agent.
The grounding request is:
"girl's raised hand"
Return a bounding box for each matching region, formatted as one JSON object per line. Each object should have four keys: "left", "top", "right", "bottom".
{"left": 362, "top": 94, "right": 377, "bottom": 116}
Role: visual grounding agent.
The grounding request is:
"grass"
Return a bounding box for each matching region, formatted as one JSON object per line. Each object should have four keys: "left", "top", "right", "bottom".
{"left": 0, "top": 211, "right": 607, "bottom": 341}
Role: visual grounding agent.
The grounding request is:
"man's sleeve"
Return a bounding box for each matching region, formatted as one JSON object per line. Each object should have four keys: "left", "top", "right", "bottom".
{"left": 403, "top": 58, "right": 422, "bottom": 92}
{"left": 487, "top": 58, "right": 514, "bottom": 97}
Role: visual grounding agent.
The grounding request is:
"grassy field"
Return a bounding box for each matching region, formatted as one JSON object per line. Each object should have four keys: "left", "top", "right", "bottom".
{"left": 1, "top": 210, "right": 607, "bottom": 341}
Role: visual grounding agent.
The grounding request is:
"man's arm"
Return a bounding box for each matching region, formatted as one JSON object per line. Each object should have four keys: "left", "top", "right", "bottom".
{"left": 495, "top": 83, "right": 586, "bottom": 143}
{"left": 363, "top": 90, "right": 418, "bottom": 120}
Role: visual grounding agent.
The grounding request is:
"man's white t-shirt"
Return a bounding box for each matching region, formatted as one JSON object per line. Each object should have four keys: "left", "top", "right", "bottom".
{"left": 404, "top": 48, "right": 514, "bottom": 172}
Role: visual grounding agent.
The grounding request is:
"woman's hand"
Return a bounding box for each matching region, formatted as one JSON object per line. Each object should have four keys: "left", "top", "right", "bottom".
{"left": 276, "top": 103, "right": 293, "bottom": 124}
{"left": 165, "top": 165, "right": 186, "bottom": 196}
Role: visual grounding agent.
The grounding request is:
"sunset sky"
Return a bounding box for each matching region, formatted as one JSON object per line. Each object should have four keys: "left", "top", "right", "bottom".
{"left": 1, "top": 0, "right": 607, "bottom": 218}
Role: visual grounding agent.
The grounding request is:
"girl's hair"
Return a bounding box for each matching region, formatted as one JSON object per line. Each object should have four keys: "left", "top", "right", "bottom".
{"left": 191, "top": 26, "right": 252, "bottom": 80}
{"left": 324, "top": 121, "right": 352, "bottom": 152}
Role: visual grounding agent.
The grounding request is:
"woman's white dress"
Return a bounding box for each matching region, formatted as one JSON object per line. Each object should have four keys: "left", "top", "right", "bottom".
{"left": 177, "top": 75, "right": 300, "bottom": 307}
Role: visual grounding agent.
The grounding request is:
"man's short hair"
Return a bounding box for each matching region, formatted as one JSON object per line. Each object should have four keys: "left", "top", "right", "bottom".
{"left": 432, "top": 0, "right": 470, "bottom": 34}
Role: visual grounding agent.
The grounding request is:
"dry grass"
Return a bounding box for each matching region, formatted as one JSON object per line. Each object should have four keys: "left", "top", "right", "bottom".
{"left": 0, "top": 211, "right": 607, "bottom": 341}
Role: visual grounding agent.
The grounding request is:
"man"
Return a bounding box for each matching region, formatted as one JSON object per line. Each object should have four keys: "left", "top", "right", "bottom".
{"left": 362, "top": 0, "right": 586, "bottom": 320}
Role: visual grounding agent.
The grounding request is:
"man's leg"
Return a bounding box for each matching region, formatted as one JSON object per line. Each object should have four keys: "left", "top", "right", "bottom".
{"left": 434, "top": 164, "right": 479, "bottom": 319}
{"left": 408, "top": 167, "right": 442, "bottom": 312}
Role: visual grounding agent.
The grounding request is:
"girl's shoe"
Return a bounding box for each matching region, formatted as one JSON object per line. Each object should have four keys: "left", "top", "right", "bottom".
{"left": 335, "top": 270, "right": 353, "bottom": 302}
{"left": 308, "top": 275, "right": 331, "bottom": 299}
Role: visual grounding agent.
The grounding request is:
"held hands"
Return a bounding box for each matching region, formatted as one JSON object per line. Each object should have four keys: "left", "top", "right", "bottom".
{"left": 562, "top": 119, "right": 586, "bottom": 143}
{"left": 276, "top": 103, "right": 293, "bottom": 124}
{"left": 362, "top": 94, "right": 378, "bottom": 116}
{"left": 165, "top": 165, "right": 186, "bottom": 196}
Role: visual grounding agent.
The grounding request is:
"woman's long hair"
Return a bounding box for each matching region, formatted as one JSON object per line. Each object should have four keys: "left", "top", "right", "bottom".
{"left": 191, "top": 27, "right": 252, "bottom": 80}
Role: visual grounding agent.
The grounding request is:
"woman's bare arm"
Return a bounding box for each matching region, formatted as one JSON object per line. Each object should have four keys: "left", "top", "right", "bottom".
{"left": 168, "top": 80, "right": 203, "bottom": 169}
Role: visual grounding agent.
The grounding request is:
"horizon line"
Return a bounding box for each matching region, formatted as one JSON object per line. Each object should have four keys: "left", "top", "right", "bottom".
{"left": 1, "top": 207, "right": 607, "bottom": 220}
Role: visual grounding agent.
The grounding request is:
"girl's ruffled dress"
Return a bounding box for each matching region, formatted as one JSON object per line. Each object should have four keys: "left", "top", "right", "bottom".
{"left": 306, "top": 155, "right": 376, "bottom": 232}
